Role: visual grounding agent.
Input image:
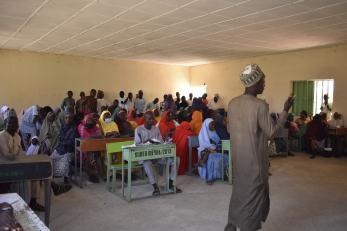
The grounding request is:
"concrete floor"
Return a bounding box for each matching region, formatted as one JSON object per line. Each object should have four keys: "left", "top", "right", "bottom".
{"left": 47, "top": 153, "right": 347, "bottom": 231}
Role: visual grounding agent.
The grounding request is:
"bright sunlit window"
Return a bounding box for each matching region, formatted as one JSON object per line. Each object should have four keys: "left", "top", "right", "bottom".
{"left": 191, "top": 85, "right": 207, "bottom": 98}
{"left": 313, "top": 79, "right": 334, "bottom": 115}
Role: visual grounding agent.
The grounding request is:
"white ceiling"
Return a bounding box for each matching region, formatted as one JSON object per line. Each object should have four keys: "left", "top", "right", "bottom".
{"left": 1, "top": 0, "right": 347, "bottom": 66}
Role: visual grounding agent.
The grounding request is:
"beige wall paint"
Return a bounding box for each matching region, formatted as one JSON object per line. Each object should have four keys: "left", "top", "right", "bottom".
{"left": 0, "top": 49, "right": 190, "bottom": 113}
{"left": 1, "top": 44, "right": 346, "bottom": 117}
{"left": 190, "top": 44, "right": 347, "bottom": 117}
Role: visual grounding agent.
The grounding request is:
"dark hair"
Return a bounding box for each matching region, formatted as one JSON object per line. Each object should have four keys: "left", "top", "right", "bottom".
{"left": 300, "top": 110, "right": 308, "bottom": 117}
{"left": 42, "top": 106, "right": 53, "bottom": 118}
{"left": 144, "top": 110, "right": 154, "bottom": 117}
{"left": 312, "top": 114, "right": 321, "bottom": 121}
{"left": 177, "top": 110, "right": 192, "bottom": 123}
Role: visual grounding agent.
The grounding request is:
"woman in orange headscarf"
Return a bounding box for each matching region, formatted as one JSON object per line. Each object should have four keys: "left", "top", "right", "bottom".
{"left": 159, "top": 111, "right": 176, "bottom": 140}
{"left": 190, "top": 110, "right": 203, "bottom": 135}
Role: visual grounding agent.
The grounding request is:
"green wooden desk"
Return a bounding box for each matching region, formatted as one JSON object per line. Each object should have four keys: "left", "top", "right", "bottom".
{"left": 121, "top": 143, "right": 176, "bottom": 202}
{"left": 221, "top": 139, "right": 232, "bottom": 184}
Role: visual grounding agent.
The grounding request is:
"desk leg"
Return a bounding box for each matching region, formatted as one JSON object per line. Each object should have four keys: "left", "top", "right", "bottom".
{"left": 79, "top": 151, "right": 83, "bottom": 188}
{"left": 166, "top": 158, "right": 170, "bottom": 193}
{"left": 121, "top": 159, "right": 124, "bottom": 198}
{"left": 174, "top": 156, "right": 176, "bottom": 193}
{"left": 221, "top": 149, "right": 224, "bottom": 182}
{"left": 188, "top": 147, "right": 192, "bottom": 174}
{"left": 74, "top": 150, "right": 77, "bottom": 184}
{"left": 229, "top": 149, "right": 232, "bottom": 185}
{"left": 44, "top": 179, "right": 51, "bottom": 227}
{"left": 127, "top": 161, "right": 132, "bottom": 202}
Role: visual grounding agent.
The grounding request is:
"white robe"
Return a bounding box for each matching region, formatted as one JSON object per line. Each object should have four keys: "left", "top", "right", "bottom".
{"left": 226, "top": 94, "right": 287, "bottom": 230}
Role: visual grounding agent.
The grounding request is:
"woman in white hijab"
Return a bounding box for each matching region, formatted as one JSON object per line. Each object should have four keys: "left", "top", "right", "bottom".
{"left": 197, "top": 118, "right": 228, "bottom": 185}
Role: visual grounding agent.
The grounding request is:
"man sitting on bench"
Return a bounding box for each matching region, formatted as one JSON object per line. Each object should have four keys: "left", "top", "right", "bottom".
{"left": 134, "top": 111, "right": 182, "bottom": 196}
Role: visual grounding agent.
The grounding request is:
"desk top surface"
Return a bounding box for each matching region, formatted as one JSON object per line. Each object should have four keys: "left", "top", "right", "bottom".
{"left": 328, "top": 127, "right": 347, "bottom": 135}
{"left": 122, "top": 143, "right": 176, "bottom": 150}
{"left": 75, "top": 137, "right": 134, "bottom": 152}
{"left": 76, "top": 137, "right": 134, "bottom": 142}
{"left": 0, "top": 155, "right": 51, "bottom": 164}
{"left": 0, "top": 193, "right": 49, "bottom": 231}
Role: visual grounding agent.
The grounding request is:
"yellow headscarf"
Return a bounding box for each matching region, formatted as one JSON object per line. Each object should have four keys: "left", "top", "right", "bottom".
{"left": 99, "top": 111, "right": 119, "bottom": 136}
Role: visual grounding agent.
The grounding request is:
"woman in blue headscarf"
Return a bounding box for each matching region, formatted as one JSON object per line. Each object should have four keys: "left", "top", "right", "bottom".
{"left": 197, "top": 118, "right": 228, "bottom": 185}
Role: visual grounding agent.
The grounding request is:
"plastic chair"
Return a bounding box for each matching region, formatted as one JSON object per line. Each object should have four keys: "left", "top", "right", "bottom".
{"left": 187, "top": 136, "right": 199, "bottom": 174}
{"left": 106, "top": 141, "right": 135, "bottom": 192}
{"left": 221, "top": 139, "right": 232, "bottom": 184}
{"left": 273, "top": 128, "right": 289, "bottom": 156}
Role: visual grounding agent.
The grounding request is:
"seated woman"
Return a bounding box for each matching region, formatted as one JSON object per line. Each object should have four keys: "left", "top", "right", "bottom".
{"left": 190, "top": 110, "right": 203, "bottom": 135}
{"left": 153, "top": 109, "right": 161, "bottom": 125}
{"left": 306, "top": 114, "right": 328, "bottom": 159}
{"left": 214, "top": 109, "right": 230, "bottom": 140}
{"left": 26, "top": 136, "right": 40, "bottom": 155}
{"left": 197, "top": 118, "right": 228, "bottom": 185}
{"left": 159, "top": 111, "right": 176, "bottom": 141}
{"left": 173, "top": 111, "right": 194, "bottom": 175}
{"left": 99, "top": 111, "right": 119, "bottom": 137}
{"left": 127, "top": 110, "right": 139, "bottom": 129}
{"left": 115, "top": 110, "right": 134, "bottom": 137}
{"left": 39, "top": 112, "right": 60, "bottom": 155}
{"left": 295, "top": 110, "right": 310, "bottom": 126}
{"left": 52, "top": 112, "right": 77, "bottom": 185}
{"left": 78, "top": 114, "right": 102, "bottom": 183}
{"left": 286, "top": 113, "right": 299, "bottom": 139}
{"left": 110, "top": 100, "right": 121, "bottom": 121}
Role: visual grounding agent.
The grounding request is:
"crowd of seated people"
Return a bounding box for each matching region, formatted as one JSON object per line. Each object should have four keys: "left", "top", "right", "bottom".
{"left": 0, "top": 88, "right": 230, "bottom": 202}
{"left": 270, "top": 104, "right": 345, "bottom": 159}
{"left": 2, "top": 87, "right": 345, "bottom": 206}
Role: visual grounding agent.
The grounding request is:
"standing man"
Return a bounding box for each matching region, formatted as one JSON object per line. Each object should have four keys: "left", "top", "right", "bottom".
{"left": 320, "top": 94, "right": 332, "bottom": 120}
{"left": 118, "top": 91, "right": 127, "bottom": 109}
{"left": 81, "top": 89, "right": 97, "bottom": 114}
{"left": 187, "top": 93, "right": 193, "bottom": 106}
{"left": 97, "top": 90, "right": 109, "bottom": 114}
{"left": 61, "top": 90, "right": 75, "bottom": 111}
{"left": 225, "top": 64, "right": 293, "bottom": 231}
{"left": 134, "top": 90, "right": 146, "bottom": 117}
{"left": 125, "top": 92, "right": 134, "bottom": 112}
{"left": 75, "top": 91, "right": 85, "bottom": 114}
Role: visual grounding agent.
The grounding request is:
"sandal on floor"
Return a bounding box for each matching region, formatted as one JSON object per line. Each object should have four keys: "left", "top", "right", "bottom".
{"left": 206, "top": 180, "right": 214, "bottom": 185}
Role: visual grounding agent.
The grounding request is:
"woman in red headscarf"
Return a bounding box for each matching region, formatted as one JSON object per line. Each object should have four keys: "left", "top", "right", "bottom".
{"left": 159, "top": 111, "right": 176, "bottom": 140}
{"left": 173, "top": 121, "right": 195, "bottom": 175}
